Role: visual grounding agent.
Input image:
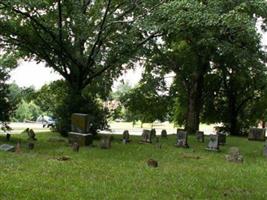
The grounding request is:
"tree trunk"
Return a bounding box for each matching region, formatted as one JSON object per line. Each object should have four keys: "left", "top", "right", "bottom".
{"left": 228, "top": 93, "right": 240, "bottom": 136}
{"left": 185, "top": 73, "right": 204, "bottom": 134}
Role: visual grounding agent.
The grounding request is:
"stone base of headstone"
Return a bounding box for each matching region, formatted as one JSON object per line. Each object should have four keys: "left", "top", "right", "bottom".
{"left": 248, "top": 128, "right": 266, "bottom": 141}
{"left": 68, "top": 132, "right": 93, "bottom": 146}
{"left": 0, "top": 144, "right": 15, "bottom": 152}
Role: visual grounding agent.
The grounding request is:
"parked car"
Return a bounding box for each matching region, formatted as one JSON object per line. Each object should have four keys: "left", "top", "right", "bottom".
{"left": 36, "top": 115, "right": 56, "bottom": 128}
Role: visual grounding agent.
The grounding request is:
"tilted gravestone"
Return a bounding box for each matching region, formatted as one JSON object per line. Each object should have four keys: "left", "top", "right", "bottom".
{"left": 68, "top": 113, "right": 93, "bottom": 146}
{"left": 206, "top": 135, "right": 219, "bottom": 151}
{"left": 100, "top": 135, "right": 112, "bottom": 149}
{"left": 217, "top": 132, "right": 226, "bottom": 145}
{"left": 0, "top": 144, "right": 15, "bottom": 152}
{"left": 141, "top": 129, "right": 152, "bottom": 143}
{"left": 122, "top": 130, "right": 130, "bottom": 143}
{"left": 161, "top": 129, "right": 167, "bottom": 138}
{"left": 248, "top": 128, "right": 266, "bottom": 141}
{"left": 175, "top": 129, "right": 189, "bottom": 148}
{"left": 225, "top": 147, "right": 243, "bottom": 163}
{"left": 196, "top": 131, "right": 204, "bottom": 143}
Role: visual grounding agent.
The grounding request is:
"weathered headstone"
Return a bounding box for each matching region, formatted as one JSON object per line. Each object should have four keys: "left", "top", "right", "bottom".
{"left": 225, "top": 147, "right": 243, "bottom": 163}
{"left": 175, "top": 130, "right": 189, "bottom": 148}
{"left": 147, "top": 159, "right": 158, "bottom": 168}
{"left": 0, "top": 144, "right": 15, "bottom": 152}
{"left": 100, "top": 135, "right": 112, "bottom": 149}
{"left": 206, "top": 135, "right": 219, "bottom": 151}
{"left": 68, "top": 113, "right": 93, "bottom": 146}
{"left": 25, "top": 128, "right": 37, "bottom": 141}
{"left": 217, "top": 132, "right": 226, "bottom": 145}
{"left": 196, "top": 131, "right": 204, "bottom": 143}
{"left": 15, "top": 142, "right": 21, "bottom": 153}
{"left": 72, "top": 142, "right": 79, "bottom": 152}
{"left": 141, "top": 129, "right": 152, "bottom": 143}
{"left": 161, "top": 129, "right": 167, "bottom": 138}
{"left": 122, "top": 130, "right": 130, "bottom": 143}
{"left": 248, "top": 128, "right": 266, "bottom": 141}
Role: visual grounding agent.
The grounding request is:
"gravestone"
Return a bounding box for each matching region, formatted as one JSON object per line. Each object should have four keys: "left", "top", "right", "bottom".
{"left": 151, "top": 129, "right": 156, "bottom": 138}
{"left": 28, "top": 142, "right": 34, "bottom": 150}
{"left": 225, "top": 147, "right": 243, "bottom": 163}
{"left": 248, "top": 128, "right": 266, "bottom": 141}
{"left": 122, "top": 130, "right": 130, "bottom": 143}
{"left": 6, "top": 133, "right": 11, "bottom": 141}
{"left": 206, "top": 135, "right": 219, "bottom": 151}
{"left": 161, "top": 129, "right": 167, "bottom": 138}
{"left": 100, "top": 135, "right": 112, "bottom": 149}
{"left": 0, "top": 144, "right": 15, "bottom": 152}
{"left": 175, "top": 130, "right": 189, "bottom": 148}
{"left": 68, "top": 113, "right": 93, "bottom": 146}
{"left": 15, "top": 142, "right": 21, "bottom": 153}
{"left": 72, "top": 142, "right": 79, "bottom": 152}
{"left": 196, "top": 131, "right": 204, "bottom": 143}
{"left": 141, "top": 129, "right": 152, "bottom": 143}
{"left": 25, "top": 128, "right": 37, "bottom": 141}
{"left": 217, "top": 132, "right": 226, "bottom": 145}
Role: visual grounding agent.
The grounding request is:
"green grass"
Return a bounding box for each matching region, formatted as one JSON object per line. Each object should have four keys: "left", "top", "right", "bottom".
{"left": 0, "top": 132, "right": 267, "bottom": 200}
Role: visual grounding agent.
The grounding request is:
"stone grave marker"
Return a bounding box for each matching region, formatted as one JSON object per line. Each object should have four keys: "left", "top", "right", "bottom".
{"left": 248, "top": 128, "right": 266, "bottom": 141}
{"left": 100, "top": 135, "right": 112, "bottom": 149}
{"left": 0, "top": 144, "right": 15, "bottom": 152}
{"left": 147, "top": 159, "right": 158, "bottom": 168}
{"left": 263, "top": 143, "right": 267, "bottom": 157}
{"left": 15, "top": 142, "right": 21, "bottom": 153}
{"left": 206, "top": 135, "right": 219, "bottom": 151}
{"left": 72, "top": 142, "right": 79, "bottom": 152}
{"left": 68, "top": 113, "right": 93, "bottom": 146}
{"left": 151, "top": 129, "right": 156, "bottom": 138}
{"left": 161, "top": 129, "right": 167, "bottom": 138}
{"left": 122, "top": 130, "right": 130, "bottom": 144}
{"left": 196, "top": 131, "right": 204, "bottom": 143}
{"left": 141, "top": 129, "right": 152, "bottom": 143}
{"left": 175, "top": 130, "right": 189, "bottom": 148}
{"left": 225, "top": 147, "right": 243, "bottom": 163}
{"left": 28, "top": 142, "right": 34, "bottom": 150}
{"left": 217, "top": 132, "right": 226, "bottom": 145}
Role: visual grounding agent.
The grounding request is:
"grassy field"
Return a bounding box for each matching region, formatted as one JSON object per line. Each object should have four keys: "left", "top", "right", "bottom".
{"left": 0, "top": 132, "right": 267, "bottom": 200}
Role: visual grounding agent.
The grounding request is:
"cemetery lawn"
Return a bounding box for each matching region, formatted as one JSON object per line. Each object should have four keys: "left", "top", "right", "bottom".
{"left": 0, "top": 132, "right": 267, "bottom": 200}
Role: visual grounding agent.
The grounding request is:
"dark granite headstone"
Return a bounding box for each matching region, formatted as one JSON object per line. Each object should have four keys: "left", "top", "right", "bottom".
{"left": 225, "top": 147, "right": 243, "bottom": 163}
{"left": 196, "top": 131, "right": 204, "bottom": 143}
{"left": 0, "top": 144, "right": 15, "bottom": 152}
{"left": 206, "top": 135, "right": 219, "bottom": 151}
{"left": 248, "top": 128, "right": 265, "bottom": 141}
{"left": 217, "top": 132, "right": 226, "bottom": 145}
{"left": 161, "top": 129, "right": 167, "bottom": 138}
{"left": 175, "top": 130, "right": 189, "bottom": 148}
{"left": 151, "top": 129, "right": 156, "bottom": 138}
{"left": 122, "top": 130, "right": 130, "bottom": 143}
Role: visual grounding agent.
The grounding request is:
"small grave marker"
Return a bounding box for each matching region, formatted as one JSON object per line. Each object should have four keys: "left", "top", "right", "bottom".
{"left": 196, "top": 131, "right": 204, "bottom": 142}
{"left": 0, "top": 144, "right": 15, "bottom": 152}
{"left": 248, "top": 128, "right": 265, "bottom": 141}
{"left": 175, "top": 130, "right": 189, "bottom": 148}
{"left": 206, "top": 135, "right": 219, "bottom": 151}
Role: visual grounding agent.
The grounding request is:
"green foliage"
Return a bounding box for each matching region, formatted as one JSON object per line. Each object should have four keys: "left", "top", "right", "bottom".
{"left": 14, "top": 99, "right": 42, "bottom": 121}
{"left": 121, "top": 72, "right": 170, "bottom": 123}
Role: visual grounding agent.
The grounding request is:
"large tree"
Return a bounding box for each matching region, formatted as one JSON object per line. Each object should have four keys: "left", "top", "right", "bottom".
{"left": 142, "top": 0, "right": 267, "bottom": 134}
{"left": 0, "top": 0, "right": 162, "bottom": 133}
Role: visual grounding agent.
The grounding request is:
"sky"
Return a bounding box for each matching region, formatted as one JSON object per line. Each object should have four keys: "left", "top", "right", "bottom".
{"left": 9, "top": 28, "right": 267, "bottom": 90}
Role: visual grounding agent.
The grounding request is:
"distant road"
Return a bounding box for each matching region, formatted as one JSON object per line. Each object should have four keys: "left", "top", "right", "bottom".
{"left": 0, "top": 122, "right": 50, "bottom": 134}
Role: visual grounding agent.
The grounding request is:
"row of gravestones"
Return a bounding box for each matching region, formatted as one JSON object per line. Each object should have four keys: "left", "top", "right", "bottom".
{"left": 0, "top": 128, "right": 37, "bottom": 152}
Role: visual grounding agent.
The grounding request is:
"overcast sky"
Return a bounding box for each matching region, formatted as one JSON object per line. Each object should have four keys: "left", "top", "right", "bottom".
{"left": 9, "top": 29, "right": 267, "bottom": 90}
